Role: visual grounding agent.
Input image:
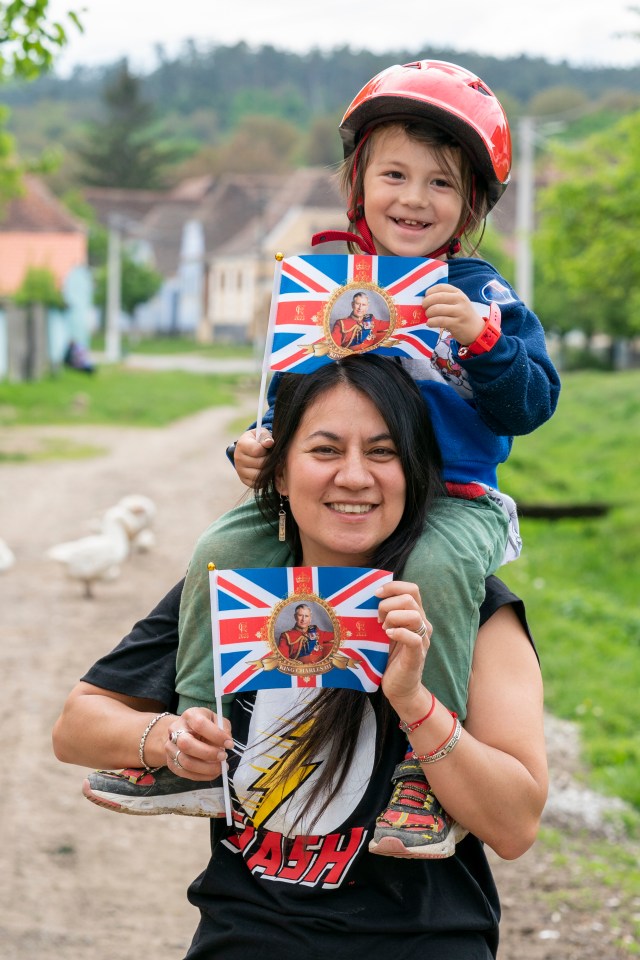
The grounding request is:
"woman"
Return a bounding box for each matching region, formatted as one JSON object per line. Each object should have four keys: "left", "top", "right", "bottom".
{"left": 53, "top": 355, "right": 547, "bottom": 960}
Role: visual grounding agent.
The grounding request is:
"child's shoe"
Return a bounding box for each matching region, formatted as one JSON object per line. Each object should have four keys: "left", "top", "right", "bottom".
{"left": 368, "top": 758, "right": 468, "bottom": 858}
{"left": 82, "top": 766, "right": 225, "bottom": 817}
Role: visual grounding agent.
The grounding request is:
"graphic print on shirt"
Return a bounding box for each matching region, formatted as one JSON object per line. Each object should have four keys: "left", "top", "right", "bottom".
{"left": 223, "top": 689, "right": 376, "bottom": 888}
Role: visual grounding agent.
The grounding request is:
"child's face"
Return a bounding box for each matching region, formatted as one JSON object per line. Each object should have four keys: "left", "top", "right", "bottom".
{"left": 362, "top": 126, "right": 464, "bottom": 260}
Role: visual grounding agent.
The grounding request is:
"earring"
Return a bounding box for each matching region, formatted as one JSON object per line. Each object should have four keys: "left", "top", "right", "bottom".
{"left": 278, "top": 496, "right": 287, "bottom": 542}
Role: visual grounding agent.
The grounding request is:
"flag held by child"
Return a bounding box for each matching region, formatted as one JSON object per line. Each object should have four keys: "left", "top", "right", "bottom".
{"left": 268, "top": 253, "right": 448, "bottom": 374}
{"left": 209, "top": 565, "right": 393, "bottom": 697}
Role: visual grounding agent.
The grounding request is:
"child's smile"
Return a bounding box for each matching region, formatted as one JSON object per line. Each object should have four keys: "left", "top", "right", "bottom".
{"left": 362, "top": 126, "right": 464, "bottom": 260}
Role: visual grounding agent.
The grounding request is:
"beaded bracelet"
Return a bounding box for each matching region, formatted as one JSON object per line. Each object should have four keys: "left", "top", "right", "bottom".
{"left": 411, "top": 715, "right": 462, "bottom": 764}
{"left": 398, "top": 692, "right": 436, "bottom": 735}
{"left": 138, "top": 711, "right": 171, "bottom": 771}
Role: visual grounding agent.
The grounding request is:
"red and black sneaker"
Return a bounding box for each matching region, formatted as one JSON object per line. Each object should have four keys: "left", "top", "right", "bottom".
{"left": 82, "top": 767, "right": 225, "bottom": 817}
{"left": 368, "top": 758, "right": 468, "bottom": 858}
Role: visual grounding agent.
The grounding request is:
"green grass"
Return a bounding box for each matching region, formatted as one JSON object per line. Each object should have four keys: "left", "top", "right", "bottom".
{"left": 498, "top": 370, "right": 640, "bottom": 808}
{"left": 0, "top": 365, "right": 253, "bottom": 427}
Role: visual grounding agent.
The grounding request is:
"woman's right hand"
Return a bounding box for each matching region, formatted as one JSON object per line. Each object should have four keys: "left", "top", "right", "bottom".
{"left": 376, "top": 580, "right": 433, "bottom": 712}
{"left": 164, "top": 708, "right": 234, "bottom": 782}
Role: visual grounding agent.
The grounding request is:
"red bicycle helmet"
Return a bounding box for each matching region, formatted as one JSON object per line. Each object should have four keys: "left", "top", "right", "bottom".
{"left": 339, "top": 59, "right": 512, "bottom": 210}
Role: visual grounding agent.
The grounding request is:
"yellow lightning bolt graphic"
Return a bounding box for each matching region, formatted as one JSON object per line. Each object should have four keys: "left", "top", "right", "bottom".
{"left": 246, "top": 718, "right": 320, "bottom": 829}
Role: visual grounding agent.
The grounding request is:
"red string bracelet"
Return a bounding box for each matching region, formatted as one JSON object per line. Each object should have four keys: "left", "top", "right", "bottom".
{"left": 398, "top": 692, "right": 436, "bottom": 735}
{"left": 411, "top": 713, "right": 461, "bottom": 764}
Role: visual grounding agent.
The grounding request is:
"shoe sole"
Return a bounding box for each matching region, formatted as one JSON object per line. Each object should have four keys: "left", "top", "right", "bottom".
{"left": 368, "top": 823, "right": 469, "bottom": 859}
{"left": 82, "top": 778, "right": 226, "bottom": 817}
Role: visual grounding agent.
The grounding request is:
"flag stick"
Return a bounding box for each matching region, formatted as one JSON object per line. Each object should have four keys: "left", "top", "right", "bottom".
{"left": 208, "top": 564, "right": 233, "bottom": 825}
{"left": 255, "top": 253, "right": 284, "bottom": 437}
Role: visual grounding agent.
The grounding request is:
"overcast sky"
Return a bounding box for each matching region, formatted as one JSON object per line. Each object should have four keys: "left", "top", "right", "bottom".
{"left": 48, "top": 0, "right": 639, "bottom": 75}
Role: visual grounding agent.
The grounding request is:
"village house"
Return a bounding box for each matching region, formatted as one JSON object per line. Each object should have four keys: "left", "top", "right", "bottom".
{"left": 0, "top": 175, "right": 90, "bottom": 380}
{"left": 83, "top": 167, "right": 345, "bottom": 343}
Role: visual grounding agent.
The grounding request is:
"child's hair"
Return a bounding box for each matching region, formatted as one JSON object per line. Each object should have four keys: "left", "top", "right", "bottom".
{"left": 338, "top": 118, "right": 491, "bottom": 255}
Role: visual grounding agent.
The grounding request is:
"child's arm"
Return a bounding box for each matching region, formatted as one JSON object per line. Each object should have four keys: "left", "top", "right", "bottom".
{"left": 422, "top": 279, "right": 561, "bottom": 436}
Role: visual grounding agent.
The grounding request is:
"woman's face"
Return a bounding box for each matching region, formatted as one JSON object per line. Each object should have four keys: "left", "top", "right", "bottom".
{"left": 277, "top": 384, "right": 406, "bottom": 568}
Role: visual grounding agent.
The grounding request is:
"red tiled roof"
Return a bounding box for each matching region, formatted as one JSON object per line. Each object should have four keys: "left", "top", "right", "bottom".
{"left": 0, "top": 175, "right": 84, "bottom": 234}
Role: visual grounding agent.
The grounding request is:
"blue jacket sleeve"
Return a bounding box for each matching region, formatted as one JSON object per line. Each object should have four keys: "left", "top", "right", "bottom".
{"left": 449, "top": 259, "right": 561, "bottom": 436}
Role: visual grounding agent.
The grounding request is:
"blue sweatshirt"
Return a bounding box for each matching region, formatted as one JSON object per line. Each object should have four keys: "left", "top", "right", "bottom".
{"left": 257, "top": 257, "right": 560, "bottom": 489}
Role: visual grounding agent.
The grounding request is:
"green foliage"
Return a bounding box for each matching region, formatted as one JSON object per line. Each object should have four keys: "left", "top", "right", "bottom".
{"left": 0, "top": 0, "right": 82, "bottom": 81}
{"left": 474, "top": 224, "right": 515, "bottom": 284}
{"left": 0, "top": 365, "right": 246, "bottom": 426}
{"left": 534, "top": 112, "right": 640, "bottom": 342}
{"left": 13, "top": 264, "right": 64, "bottom": 307}
{"left": 498, "top": 371, "right": 640, "bottom": 808}
{"left": 93, "top": 256, "right": 163, "bottom": 316}
{"left": 0, "top": 103, "right": 22, "bottom": 204}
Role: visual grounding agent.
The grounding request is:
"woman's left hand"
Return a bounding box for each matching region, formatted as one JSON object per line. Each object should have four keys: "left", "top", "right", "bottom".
{"left": 376, "top": 580, "right": 432, "bottom": 706}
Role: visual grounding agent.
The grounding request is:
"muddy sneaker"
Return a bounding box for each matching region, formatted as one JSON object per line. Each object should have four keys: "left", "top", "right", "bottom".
{"left": 368, "top": 758, "right": 468, "bottom": 858}
{"left": 82, "top": 767, "right": 226, "bottom": 817}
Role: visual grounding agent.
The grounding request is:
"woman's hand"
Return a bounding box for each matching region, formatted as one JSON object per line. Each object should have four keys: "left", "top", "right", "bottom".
{"left": 376, "top": 580, "right": 432, "bottom": 710}
{"left": 164, "top": 708, "right": 234, "bottom": 782}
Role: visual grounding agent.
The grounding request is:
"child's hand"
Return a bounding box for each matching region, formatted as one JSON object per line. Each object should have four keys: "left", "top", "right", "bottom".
{"left": 234, "top": 428, "right": 274, "bottom": 488}
{"left": 376, "top": 580, "right": 432, "bottom": 709}
{"left": 422, "top": 283, "right": 485, "bottom": 347}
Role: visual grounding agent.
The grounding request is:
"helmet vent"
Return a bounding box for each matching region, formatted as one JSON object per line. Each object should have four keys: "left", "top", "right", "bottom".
{"left": 471, "top": 82, "right": 492, "bottom": 97}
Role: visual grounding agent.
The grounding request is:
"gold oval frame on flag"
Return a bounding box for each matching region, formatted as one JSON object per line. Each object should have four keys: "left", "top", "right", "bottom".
{"left": 267, "top": 593, "right": 342, "bottom": 676}
{"left": 322, "top": 280, "right": 397, "bottom": 358}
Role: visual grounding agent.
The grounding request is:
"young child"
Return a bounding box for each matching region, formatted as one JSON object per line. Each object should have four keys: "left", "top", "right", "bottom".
{"left": 84, "top": 60, "right": 560, "bottom": 859}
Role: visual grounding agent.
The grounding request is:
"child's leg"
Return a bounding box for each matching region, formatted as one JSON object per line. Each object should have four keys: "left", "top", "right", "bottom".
{"left": 84, "top": 500, "right": 295, "bottom": 818}
{"left": 369, "top": 494, "right": 508, "bottom": 858}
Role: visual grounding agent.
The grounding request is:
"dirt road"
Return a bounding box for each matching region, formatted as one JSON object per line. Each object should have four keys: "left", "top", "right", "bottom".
{"left": 0, "top": 406, "right": 634, "bottom": 959}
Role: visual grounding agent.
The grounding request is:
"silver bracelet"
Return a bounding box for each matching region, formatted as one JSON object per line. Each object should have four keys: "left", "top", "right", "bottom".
{"left": 138, "top": 711, "right": 171, "bottom": 771}
{"left": 411, "top": 718, "right": 462, "bottom": 764}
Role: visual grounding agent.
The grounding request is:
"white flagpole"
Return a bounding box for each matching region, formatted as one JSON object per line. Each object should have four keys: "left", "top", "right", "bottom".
{"left": 208, "top": 564, "right": 233, "bottom": 825}
{"left": 255, "top": 253, "right": 284, "bottom": 436}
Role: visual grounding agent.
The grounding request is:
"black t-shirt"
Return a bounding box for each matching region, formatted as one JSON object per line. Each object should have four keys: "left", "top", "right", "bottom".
{"left": 82, "top": 577, "right": 535, "bottom": 960}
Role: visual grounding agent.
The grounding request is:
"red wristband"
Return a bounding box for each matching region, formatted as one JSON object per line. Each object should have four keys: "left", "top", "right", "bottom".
{"left": 458, "top": 302, "right": 502, "bottom": 358}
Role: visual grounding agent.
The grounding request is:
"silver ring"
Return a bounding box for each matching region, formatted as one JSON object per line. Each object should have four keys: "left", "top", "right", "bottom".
{"left": 172, "top": 750, "right": 184, "bottom": 769}
{"left": 417, "top": 621, "right": 428, "bottom": 639}
{"left": 170, "top": 728, "right": 186, "bottom": 745}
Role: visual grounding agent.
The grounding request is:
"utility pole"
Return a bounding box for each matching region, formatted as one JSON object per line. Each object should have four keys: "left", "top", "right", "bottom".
{"left": 105, "top": 215, "right": 122, "bottom": 362}
{"left": 515, "top": 116, "right": 535, "bottom": 309}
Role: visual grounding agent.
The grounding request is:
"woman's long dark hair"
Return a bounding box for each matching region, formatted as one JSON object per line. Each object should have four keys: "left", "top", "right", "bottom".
{"left": 253, "top": 355, "right": 445, "bottom": 828}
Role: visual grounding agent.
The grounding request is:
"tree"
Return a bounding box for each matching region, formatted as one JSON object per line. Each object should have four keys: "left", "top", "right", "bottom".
{"left": 77, "top": 60, "right": 185, "bottom": 188}
{"left": 0, "top": 0, "right": 81, "bottom": 80}
{"left": 0, "top": 1, "right": 81, "bottom": 202}
{"left": 534, "top": 111, "right": 640, "bottom": 352}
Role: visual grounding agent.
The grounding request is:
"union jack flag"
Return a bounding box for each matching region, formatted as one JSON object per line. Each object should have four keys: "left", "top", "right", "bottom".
{"left": 268, "top": 254, "right": 448, "bottom": 374}
{"left": 209, "top": 565, "right": 393, "bottom": 697}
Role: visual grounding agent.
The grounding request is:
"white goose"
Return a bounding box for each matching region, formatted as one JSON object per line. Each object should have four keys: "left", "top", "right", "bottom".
{"left": 0, "top": 538, "right": 16, "bottom": 572}
{"left": 115, "top": 494, "right": 157, "bottom": 552}
{"left": 47, "top": 505, "right": 134, "bottom": 598}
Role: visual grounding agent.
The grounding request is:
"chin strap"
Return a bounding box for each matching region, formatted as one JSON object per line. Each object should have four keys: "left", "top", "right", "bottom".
{"left": 311, "top": 228, "right": 377, "bottom": 255}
